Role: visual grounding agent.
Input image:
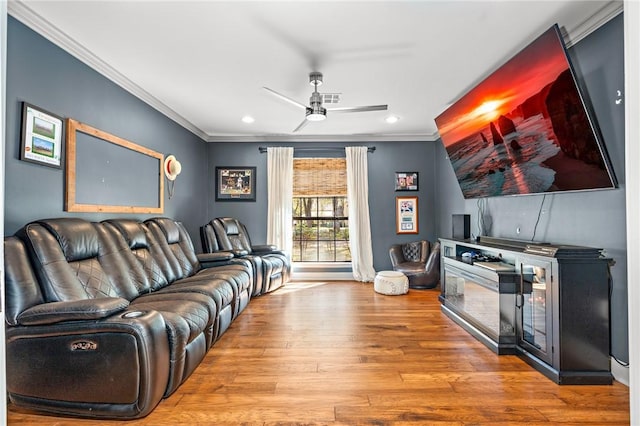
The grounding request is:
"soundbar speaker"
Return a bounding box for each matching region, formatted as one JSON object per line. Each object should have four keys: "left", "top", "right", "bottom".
{"left": 452, "top": 214, "right": 471, "bottom": 239}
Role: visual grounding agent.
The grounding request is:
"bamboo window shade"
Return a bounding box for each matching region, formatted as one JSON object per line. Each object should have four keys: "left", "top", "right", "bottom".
{"left": 293, "top": 158, "right": 347, "bottom": 196}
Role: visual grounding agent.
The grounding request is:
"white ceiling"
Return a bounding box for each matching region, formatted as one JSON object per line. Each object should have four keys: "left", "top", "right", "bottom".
{"left": 9, "top": 0, "right": 622, "bottom": 143}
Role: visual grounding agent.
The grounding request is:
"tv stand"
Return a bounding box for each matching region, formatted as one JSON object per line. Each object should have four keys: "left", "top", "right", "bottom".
{"left": 439, "top": 237, "right": 613, "bottom": 385}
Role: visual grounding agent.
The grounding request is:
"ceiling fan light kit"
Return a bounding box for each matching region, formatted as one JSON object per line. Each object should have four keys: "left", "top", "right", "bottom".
{"left": 306, "top": 107, "right": 327, "bottom": 121}
{"left": 264, "top": 71, "right": 388, "bottom": 132}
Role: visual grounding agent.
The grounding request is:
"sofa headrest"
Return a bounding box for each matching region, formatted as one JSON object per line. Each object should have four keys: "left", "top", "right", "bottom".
{"left": 148, "top": 217, "right": 180, "bottom": 244}
{"left": 200, "top": 224, "right": 219, "bottom": 252}
{"left": 37, "top": 218, "right": 99, "bottom": 262}
{"left": 220, "top": 218, "right": 240, "bottom": 236}
{"left": 104, "top": 219, "right": 148, "bottom": 250}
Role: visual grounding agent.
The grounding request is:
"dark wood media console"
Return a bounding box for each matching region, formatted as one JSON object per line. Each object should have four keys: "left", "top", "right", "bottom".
{"left": 439, "top": 236, "right": 613, "bottom": 385}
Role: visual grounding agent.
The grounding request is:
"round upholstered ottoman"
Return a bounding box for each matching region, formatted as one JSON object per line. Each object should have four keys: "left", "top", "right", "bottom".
{"left": 374, "top": 271, "right": 409, "bottom": 295}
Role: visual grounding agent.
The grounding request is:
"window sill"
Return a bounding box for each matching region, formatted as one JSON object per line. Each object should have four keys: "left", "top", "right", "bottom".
{"left": 291, "top": 262, "right": 353, "bottom": 281}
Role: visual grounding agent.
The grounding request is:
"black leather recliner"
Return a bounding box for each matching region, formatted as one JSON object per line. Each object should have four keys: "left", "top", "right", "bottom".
{"left": 389, "top": 240, "right": 441, "bottom": 289}
{"left": 201, "top": 217, "right": 290, "bottom": 296}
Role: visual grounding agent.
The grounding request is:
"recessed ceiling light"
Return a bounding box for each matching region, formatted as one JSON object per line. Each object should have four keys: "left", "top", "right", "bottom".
{"left": 242, "top": 116, "right": 255, "bottom": 124}
{"left": 385, "top": 115, "right": 399, "bottom": 124}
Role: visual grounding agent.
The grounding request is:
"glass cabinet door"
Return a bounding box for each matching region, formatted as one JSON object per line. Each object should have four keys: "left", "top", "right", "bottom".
{"left": 443, "top": 264, "right": 500, "bottom": 339}
{"left": 517, "top": 259, "right": 553, "bottom": 365}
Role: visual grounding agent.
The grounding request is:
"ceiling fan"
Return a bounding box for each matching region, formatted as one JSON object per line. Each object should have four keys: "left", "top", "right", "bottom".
{"left": 263, "top": 72, "right": 388, "bottom": 132}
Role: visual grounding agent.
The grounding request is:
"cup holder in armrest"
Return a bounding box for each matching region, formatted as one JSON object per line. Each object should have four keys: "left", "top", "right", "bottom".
{"left": 122, "top": 310, "right": 146, "bottom": 319}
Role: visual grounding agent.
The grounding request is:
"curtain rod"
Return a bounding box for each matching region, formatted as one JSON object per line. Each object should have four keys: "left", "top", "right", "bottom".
{"left": 258, "top": 146, "right": 375, "bottom": 153}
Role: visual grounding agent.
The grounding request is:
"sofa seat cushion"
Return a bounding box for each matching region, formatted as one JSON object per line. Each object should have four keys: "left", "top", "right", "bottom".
{"left": 152, "top": 276, "right": 236, "bottom": 341}
{"left": 392, "top": 262, "right": 426, "bottom": 276}
{"left": 130, "top": 292, "right": 213, "bottom": 345}
{"left": 129, "top": 292, "right": 214, "bottom": 396}
{"left": 197, "top": 265, "right": 252, "bottom": 297}
{"left": 155, "top": 276, "right": 234, "bottom": 314}
{"left": 194, "top": 265, "right": 253, "bottom": 317}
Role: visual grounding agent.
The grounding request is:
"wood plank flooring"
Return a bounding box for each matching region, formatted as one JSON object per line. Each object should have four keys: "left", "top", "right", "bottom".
{"left": 8, "top": 281, "right": 630, "bottom": 425}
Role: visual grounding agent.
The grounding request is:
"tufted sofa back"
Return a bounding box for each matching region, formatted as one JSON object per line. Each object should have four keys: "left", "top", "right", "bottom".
{"left": 102, "top": 219, "right": 174, "bottom": 293}
{"left": 145, "top": 218, "right": 201, "bottom": 280}
{"left": 401, "top": 240, "right": 430, "bottom": 263}
{"left": 13, "top": 217, "right": 205, "bottom": 306}
{"left": 16, "top": 219, "right": 140, "bottom": 302}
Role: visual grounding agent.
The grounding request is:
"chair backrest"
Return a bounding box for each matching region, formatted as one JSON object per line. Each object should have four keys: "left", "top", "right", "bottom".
{"left": 401, "top": 240, "right": 430, "bottom": 263}
{"left": 212, "top": 218, "right": 253, "bottom": 252}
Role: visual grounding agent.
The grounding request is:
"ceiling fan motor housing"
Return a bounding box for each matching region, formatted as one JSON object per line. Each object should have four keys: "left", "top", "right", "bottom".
{"left": 309, "top": 71, "right": 323, "bottom": 86}
{"left": 307, "top": 90, "right": 326, "bottom": 120}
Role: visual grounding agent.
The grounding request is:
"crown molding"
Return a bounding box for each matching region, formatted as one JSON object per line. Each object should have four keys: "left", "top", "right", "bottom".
{"left": 204, "top": 132, "right": 440, "bottom": 143}
{"left": 7, "top": 0, "right": 209, "bottom": 141}
{"left": 563, "top": 0, "right": 623, "bottom": 47}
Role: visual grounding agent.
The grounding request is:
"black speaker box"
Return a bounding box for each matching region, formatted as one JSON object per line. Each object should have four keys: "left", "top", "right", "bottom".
{"left": 452, "top": 214, "right": 471, "bottom": 239}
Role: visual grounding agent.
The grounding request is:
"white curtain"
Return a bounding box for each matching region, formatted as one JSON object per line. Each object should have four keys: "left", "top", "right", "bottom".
{"left": 346, "top": 146, "right": 376, "bottom": 282}
{"left": 267, "top": 147, "right": 294, "bottom": 255}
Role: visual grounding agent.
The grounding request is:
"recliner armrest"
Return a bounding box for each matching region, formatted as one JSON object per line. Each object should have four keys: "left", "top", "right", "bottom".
{"left": 17, "top": 297, "right": 130, "bottom": 326}
{"left": 197, "top": 251, "right": 236, "bottom": 268}
{"left": 252, "top": 244, "right": 278, "bottom": 253}
{"left": 197, "top": 252, "right": 234, "bottom": 262}
{"left": 231, "top": 249, "right": 250, "bottom": 257}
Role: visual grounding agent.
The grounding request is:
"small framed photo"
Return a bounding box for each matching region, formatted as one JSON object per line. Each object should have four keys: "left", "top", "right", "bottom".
{"left": 20, "top": 102, "right": 64, "bottom": 168}
{"left": 396, "top": 196, "right": 418, "bottom": 234}
{"left": 215, "top": 166, "right": 256, "bottom": 201}
{"left": 395, "top": 172, "right": 419, "bottom": 191}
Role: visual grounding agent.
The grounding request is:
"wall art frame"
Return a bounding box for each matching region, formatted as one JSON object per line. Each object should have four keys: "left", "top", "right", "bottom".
{"left": 394, "top": 171, "right": 419, "bottom": 191}
{"left": 215, "top": 166, "right": 256, "bottom": 201}
{"left": 396, "top": 196, "right": 419, "bottom": 234}
{"left": 20, "top": 102, "right": 64, "bottom": 168}
{"left": 65, "top": 118, "right": 164, "bottom": 213}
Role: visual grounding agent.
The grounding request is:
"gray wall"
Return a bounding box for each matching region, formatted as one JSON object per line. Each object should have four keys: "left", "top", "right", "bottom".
{"left": 207, "top": 141, "right": 437, "bottom": 271}
{"left": 435, "top": 14, "right": 628, "bottom": 361}
{"left": 5, "top": 17, "right": 209, "bottom": 248}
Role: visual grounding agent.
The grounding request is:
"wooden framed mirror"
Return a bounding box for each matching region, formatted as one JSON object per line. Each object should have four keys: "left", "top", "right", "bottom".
{"left": 65, "top": 118, "right": 164, "bottom": 213}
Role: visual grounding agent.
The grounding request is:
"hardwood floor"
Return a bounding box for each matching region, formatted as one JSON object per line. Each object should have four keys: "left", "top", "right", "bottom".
{"left": 8, "top": 281, "right": 630, "bottom": 425}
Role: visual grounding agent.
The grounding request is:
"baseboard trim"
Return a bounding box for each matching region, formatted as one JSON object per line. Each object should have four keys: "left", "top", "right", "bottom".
{"left": 291, "top": 272, "right": 354, "bottom": 281}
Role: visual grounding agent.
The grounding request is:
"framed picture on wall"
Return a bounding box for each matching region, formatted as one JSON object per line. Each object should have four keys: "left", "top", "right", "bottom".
{"left": 215, "top": 166, "right": 256, "bottom": 201}
{"left": 395, "top": 171, "right": 419, "bottom": 191}
{"left": 396, "top": 196, "right": 418, "bottom": 234}
{"left": 20, "top": 102, "right": 64, "bottom": 168}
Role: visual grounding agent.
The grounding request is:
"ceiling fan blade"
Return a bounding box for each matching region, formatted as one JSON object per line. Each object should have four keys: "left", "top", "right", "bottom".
{"left": 293, "top": 118, "right": 310, "bottom": 133}
{"left": 326, "top": 104, "right": 388, "bottom": 113}
{"left": 263, "top": 87, "right": 307, "bottom": 109}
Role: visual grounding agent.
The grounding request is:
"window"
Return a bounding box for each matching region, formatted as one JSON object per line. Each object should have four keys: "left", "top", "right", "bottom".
{"left": 292, "top": 158, "right": 350, "bottom": 262}
{"left": 293, "top": 197, "right": 350, "bottom": 262}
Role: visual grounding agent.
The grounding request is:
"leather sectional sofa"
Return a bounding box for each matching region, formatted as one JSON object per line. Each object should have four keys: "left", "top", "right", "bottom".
{"left": 4, "top": 216, "right": 287, "bottom": 419}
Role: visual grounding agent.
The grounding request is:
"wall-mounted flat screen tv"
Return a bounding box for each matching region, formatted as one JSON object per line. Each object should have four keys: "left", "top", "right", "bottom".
{"left": 435, "top": 24, "right": 616, "bottom": 199}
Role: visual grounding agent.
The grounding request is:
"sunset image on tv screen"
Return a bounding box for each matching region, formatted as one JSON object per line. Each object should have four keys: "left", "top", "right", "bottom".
{"left": 435, "top": 25, "right": 616, "bottom": 199}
